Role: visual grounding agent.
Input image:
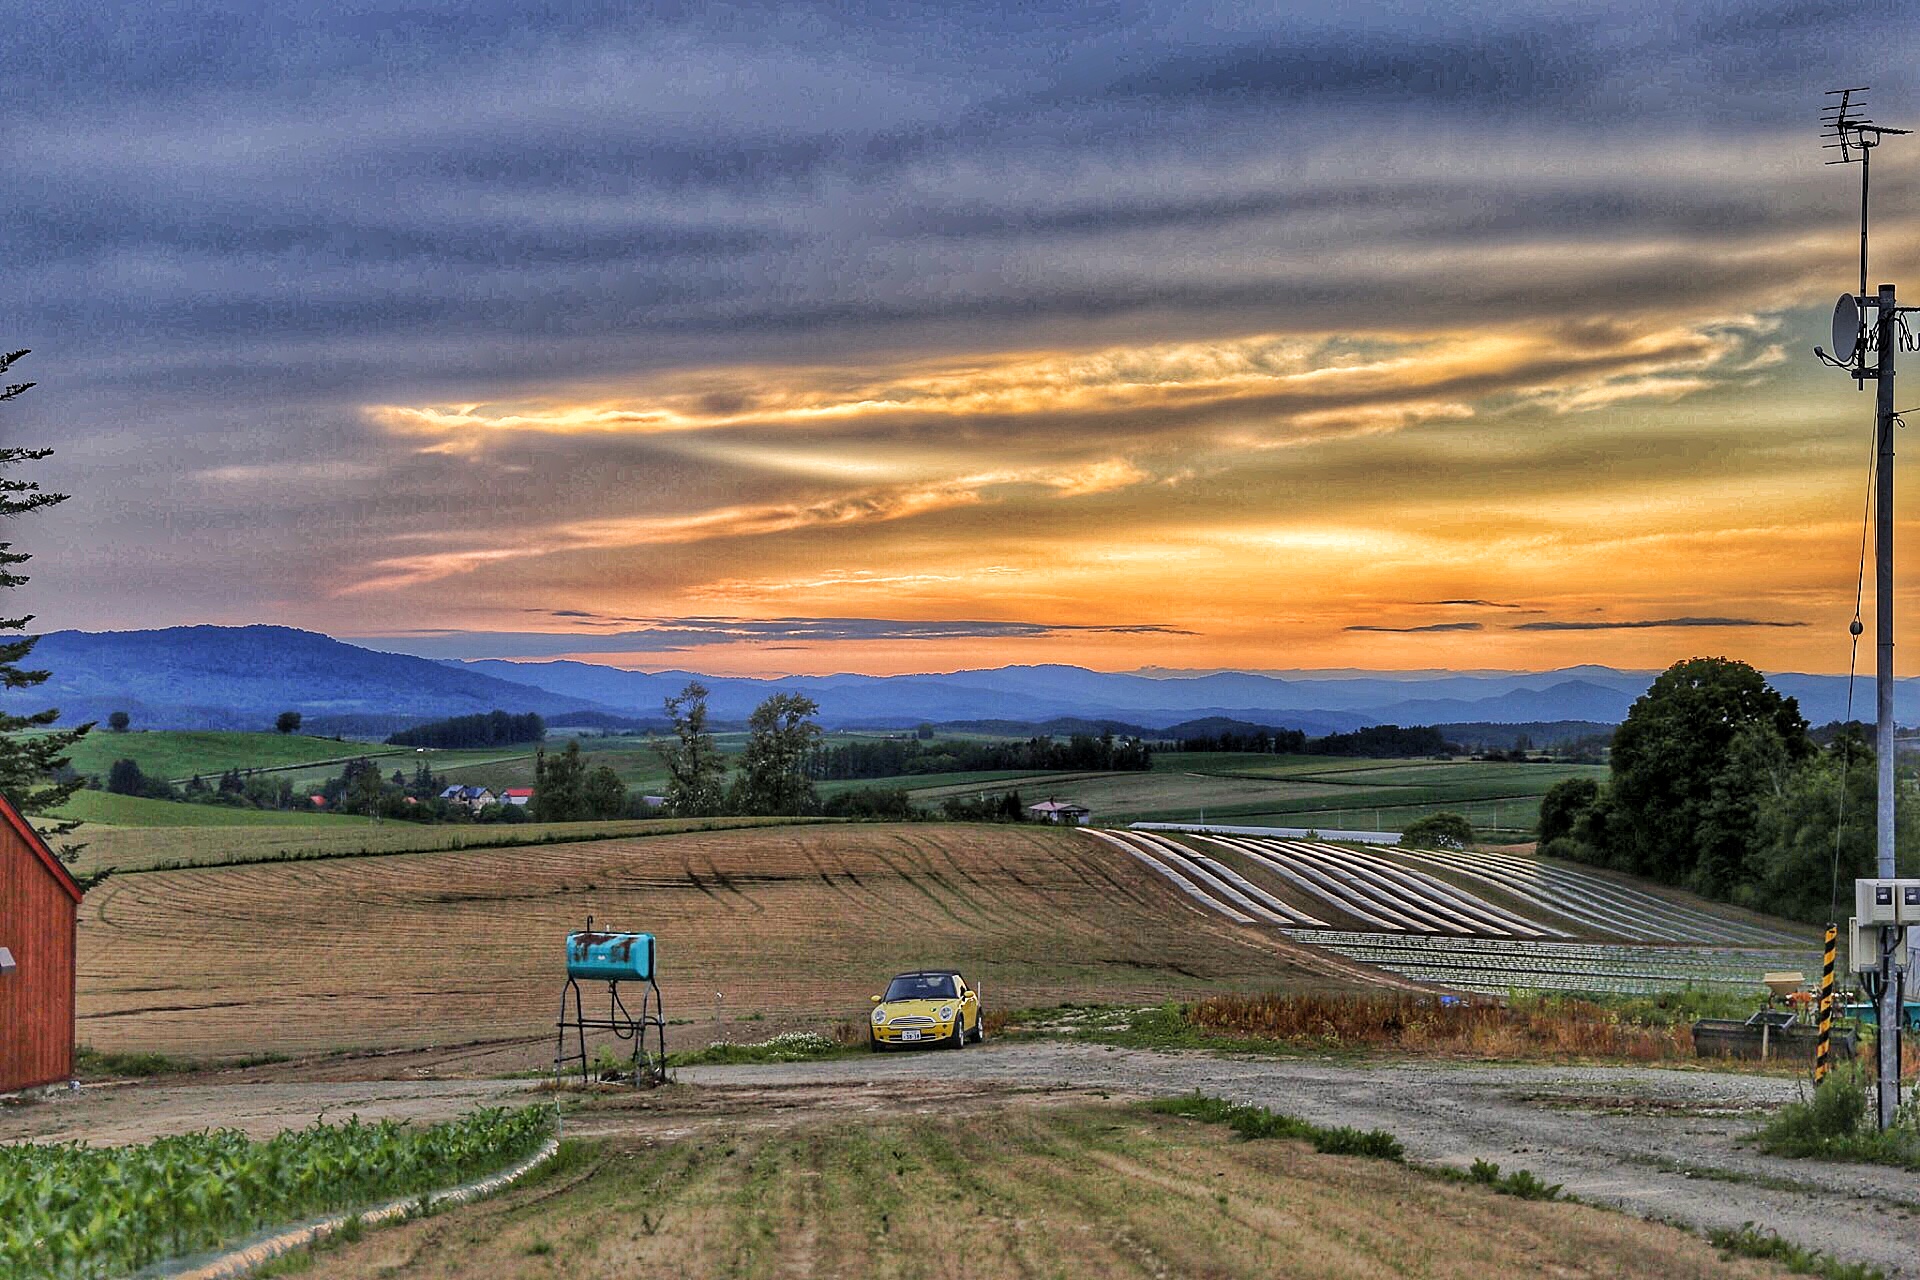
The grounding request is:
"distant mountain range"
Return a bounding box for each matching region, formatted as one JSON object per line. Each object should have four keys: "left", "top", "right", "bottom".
{"left": 4, "top": 625, "right": 1915, "bottom": 736}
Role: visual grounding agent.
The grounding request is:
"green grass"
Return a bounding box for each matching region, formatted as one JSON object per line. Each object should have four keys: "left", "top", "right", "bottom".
{"left": 1457, "top": 1157, "right": 1566, "bottom": 1201}
{"left": 73, "top": 1045, "right": 289, "bottom": 1077}
{"left": 1707, "top": 1224, "right": 1886, "bottom": 1280}
{"left": 1752, "top": 1070, "right": 1920, "bottom": 1170}
{"left": 1144, "top": 1093, "right": 1405, "bottom": 1160}
{"left": 62, "top": 730, "right": 406, "bottom": 783}
{"left": 50, "top": 790, "right": 365, "bottom": 828}
{"left": 670, "top": 1031, "right": 861, "bottom": 1067}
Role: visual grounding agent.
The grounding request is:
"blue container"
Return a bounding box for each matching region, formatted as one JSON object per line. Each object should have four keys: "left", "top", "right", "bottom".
{"left": 566, "top": 930, "right": 654, "bottom": 982}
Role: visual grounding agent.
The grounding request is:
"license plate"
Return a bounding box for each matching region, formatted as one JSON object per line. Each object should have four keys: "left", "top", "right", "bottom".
{"left": 901, "top": 1030, "right": 922, "bottom": 1041}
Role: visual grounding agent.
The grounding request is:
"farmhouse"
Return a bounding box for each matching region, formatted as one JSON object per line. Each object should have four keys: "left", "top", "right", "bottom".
{"left": 1028, "top": 798, "right": 1092, "bottom": 824}
{"left": 501, "top": 787, "right": 533, "bottom": 807}
{"left": 439, "top": 784, "right": 497, "bottom": 812}
{"left": 0, "top": 791, "right": 81, "bottom": 1092}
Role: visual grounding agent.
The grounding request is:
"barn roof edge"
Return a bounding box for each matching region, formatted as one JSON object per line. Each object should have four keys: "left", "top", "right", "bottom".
{"left": 0, "top": 790, "right": 83, "bottom": 904}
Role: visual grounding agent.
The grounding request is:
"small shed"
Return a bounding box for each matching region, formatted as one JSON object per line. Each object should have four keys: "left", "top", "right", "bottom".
{"left": 1028, "top": 798, "right": 1092, "bottom": 825}
{"left": 0, "top": 791, "right": 81, "bottom": 1092}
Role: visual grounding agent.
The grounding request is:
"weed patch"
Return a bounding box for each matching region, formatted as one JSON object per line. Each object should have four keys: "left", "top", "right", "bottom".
{"left": 672, "top": 1029, "right": 862, "bottom": 1067}
{"left": 73, "top": 1045, "right": 288, "bottom": 1077}
{"left": 1144, "top": 1093, "right": 1404, "bottom": 1161}
{"left": 1753, "top": 1070, "right": 1920, "bottom": 1170}
{"left": 1186, "top": 991, "right": 1698, "bottom": 1061}
{"left": 1708, "top": 1223, "right": 1885, "bottom": 1280}
{"left": 1460, "top": 1157, "right": 1566, "bottom": 1201}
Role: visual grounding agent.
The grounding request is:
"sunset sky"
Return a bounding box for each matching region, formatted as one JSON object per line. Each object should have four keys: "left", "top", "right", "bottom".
{"left": 9, "top": 1, "right": 1920, "bottom": 676}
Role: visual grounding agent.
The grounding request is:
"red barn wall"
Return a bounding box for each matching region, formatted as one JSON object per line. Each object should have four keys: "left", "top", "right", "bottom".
{"left": 0, "top": 813, "right": 77, "bottom": 1091}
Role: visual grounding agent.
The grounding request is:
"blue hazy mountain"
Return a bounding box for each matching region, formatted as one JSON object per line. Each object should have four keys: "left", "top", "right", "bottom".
{"left": 3, "top": 625, "right": 607, "bottom": 730}
{"left": 8, "top": 626, "right": 1917, "bottom": 733}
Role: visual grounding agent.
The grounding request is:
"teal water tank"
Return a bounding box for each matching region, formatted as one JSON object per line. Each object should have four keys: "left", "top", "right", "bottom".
{"left": 566, "top": 930, "right": 654, "bottom": 982}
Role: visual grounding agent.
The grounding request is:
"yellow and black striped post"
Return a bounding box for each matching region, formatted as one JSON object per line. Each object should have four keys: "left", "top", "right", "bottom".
{"left": 1815, "top": 923, "right": 1838, "bottom": 1085}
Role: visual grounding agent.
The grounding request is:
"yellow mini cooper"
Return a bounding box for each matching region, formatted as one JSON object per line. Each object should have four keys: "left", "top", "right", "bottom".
{"left": 869, "top": 969, "right": 984, "bottom": 1050}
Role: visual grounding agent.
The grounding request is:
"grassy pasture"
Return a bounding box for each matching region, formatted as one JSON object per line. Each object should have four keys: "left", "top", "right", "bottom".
{"left": 52, "top": 790, "right": 366, "bottom": 830}
{"left": 74, "top": 823, "right": 1358, "bottom": 1060}
{"left": 276, "top": 1105, "right": 1795, "bottom": 1280}
{"left": 61, "top": 731, "right": 407, "bottom": 783}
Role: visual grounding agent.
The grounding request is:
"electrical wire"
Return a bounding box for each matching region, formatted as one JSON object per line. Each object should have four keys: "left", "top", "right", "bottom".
{"left": 1833, "top": 422, "right": 1878, "bottom": 915}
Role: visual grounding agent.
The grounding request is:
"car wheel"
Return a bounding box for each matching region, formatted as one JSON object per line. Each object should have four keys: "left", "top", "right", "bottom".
{"left": 869, "top": 1033, "right": 886, "bottom": 1053}
{"left": 947, "top": 1018, "right": 966, "bottom": 1049}
{"left": 971, "top": 1013, "right": 986, "bottom": 1044}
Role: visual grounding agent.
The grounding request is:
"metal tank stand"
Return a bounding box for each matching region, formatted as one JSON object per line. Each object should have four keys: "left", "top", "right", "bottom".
{"left": 554, "top": 972, "right": 667, "bottom": 1087}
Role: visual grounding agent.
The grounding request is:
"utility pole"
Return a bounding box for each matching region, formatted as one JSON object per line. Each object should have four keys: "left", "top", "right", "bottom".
{"left": 1816, "top": 89, "right": 1911, "bottom": 1132}
{"left": 1873, "top": 281, "right": 1902, "bottom": 1131}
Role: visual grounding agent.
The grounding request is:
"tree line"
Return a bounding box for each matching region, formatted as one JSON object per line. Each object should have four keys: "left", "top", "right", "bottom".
{"left": 1171, "top": 724, "right": 1452, "bottom": 757}
{"left": 1536, "top": 656, "right": 1919, "bottom": 924}
{"left": 386, "top": 710, "right": 545, "bottom": 749}
{"left": 809, "top": 731, "right": 1150, "bottom": 780}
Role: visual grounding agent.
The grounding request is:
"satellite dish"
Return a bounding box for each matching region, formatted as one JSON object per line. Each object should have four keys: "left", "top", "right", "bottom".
{"left": 1833, "top": 294, "right": 1862, "bottom": 363}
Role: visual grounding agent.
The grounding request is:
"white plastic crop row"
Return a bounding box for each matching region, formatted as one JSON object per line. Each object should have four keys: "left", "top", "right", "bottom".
{"left": 1380, "top": 844, "right": 1699, "bottom": 941}
{"left": 1453, "top": 846, "right": 1798, "bottom": 946}
{"left": 1258, "top": 838, "right": 1551, "bottom": 938}
{"left": 1270, "top": 839, "right": 1559, "bottom": 938}
{"left": 1105, "top": 829, "right": 1313, "bottom": 927}
{"left": 1079, "top": 829, "right": 1256, "bottom": 925}
{"left": 1395, "top": 844, "right": 1784, "bottom": 945}
{"left": 1199, "top": 834, "right": 1420, "bottom": 932}
{"left": 1117, "top": 829, "right": 1327, "bottom": 926}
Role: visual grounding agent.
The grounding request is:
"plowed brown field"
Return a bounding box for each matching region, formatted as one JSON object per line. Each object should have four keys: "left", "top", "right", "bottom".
{"left": 77, "top": 823, "right": 1362, "bottom": 1063}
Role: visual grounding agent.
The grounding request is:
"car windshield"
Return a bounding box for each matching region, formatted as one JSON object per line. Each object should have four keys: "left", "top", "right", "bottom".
{"left": 884, "top": 973, "right": 957, "bottom": 1002}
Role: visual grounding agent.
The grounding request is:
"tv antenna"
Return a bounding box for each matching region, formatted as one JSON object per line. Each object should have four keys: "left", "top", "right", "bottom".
{"left": 1814, "top": 86, "right": 1914, "bottom": 1134}
{"left": 1823, "top": 87, "right": 1909, "bottom": 302}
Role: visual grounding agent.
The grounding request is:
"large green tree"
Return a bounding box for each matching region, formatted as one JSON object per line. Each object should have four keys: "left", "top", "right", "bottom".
{"left": 0, "top": 351, "right": 90, "bottom": 842}
{"left": 582, "top": 763, "right": 628, "bottom": 820}
{"left": 1536, "top": 776, "right": 1599, "bottom": 845}
{"left": 531, "top": 741, "right": 588, "bottom": 821}
{"left": 732, "top": 693, "right": 822, "bottom": 815}
{"left": 1600, "top": 656, "right": 1812, "bottom": 896}
{"left": 1745, "top": 735, "right": 1920, "bottom": 923}
{"left": 657, "top": 682, "right": 728, "bottom": 817}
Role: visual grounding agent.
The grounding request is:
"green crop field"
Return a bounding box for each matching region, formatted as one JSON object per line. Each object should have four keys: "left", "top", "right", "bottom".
{"left": 827, "top": 753, "right": 1606, "bottom": 838}
{"left": 50, "top": 790, "right": 366, "bottom": 830}
{"left": 59, "top": 730, "right": 408, "bottom": 783}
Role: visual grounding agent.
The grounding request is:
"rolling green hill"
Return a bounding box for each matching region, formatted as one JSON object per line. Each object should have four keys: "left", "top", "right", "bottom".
{"left": 62, "top": 730, "right": 407, "bottom": 783}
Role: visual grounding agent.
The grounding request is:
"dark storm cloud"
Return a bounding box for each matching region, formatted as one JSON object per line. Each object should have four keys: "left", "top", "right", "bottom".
{"left": 361, "top": 616, "right": 1195, "bottom": 658}
{"left": 1513, "top": 617, "right": 1809, "bottom": 631}
{"left": 13, "top": 0, "right": 1920, "bottom": 402}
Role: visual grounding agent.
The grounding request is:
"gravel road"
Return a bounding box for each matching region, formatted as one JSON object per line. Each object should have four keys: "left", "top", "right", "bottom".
{"left": 685, "top": 1042, "right": 1920, "bottom": 1277}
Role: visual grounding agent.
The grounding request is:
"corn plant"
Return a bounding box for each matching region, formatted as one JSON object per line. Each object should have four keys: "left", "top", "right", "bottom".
{"left": 0, "top": 1104, "right": 551, "bottom": 1280}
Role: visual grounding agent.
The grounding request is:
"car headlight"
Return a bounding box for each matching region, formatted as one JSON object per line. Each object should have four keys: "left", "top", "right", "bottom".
{"left": 939, "top": 1006, "right": 954, "bottom": 1020}
{"left": 872, "top": 1008, "right": 887, "bottom": 1024}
